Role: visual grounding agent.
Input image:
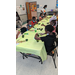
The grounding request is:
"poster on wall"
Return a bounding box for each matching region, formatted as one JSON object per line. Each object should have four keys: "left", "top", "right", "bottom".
{"left": 16, "top": 5, "right": 26, "bottom": 15}
{"left": 31, "top": 4, "right": 37, "bottom": 12}
{"left": 37, "top": 4, "right": 39, "bottom": 8}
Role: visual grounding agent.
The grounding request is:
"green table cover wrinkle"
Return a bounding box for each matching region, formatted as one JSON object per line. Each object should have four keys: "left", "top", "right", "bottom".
{"left": 16, "top": 16, "right": 52, "bottom": 62}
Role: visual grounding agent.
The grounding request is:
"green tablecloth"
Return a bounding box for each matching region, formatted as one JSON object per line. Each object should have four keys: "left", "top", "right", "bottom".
{"left": 16, "top": 16, "right": 52, "bottom": 62}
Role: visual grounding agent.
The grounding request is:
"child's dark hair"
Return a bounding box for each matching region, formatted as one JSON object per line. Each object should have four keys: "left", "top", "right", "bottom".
{"left": 21, "top": 27, "right": 27, "bottom": 34}
{"left": 44, "top": 13, "right": 46, "bottom": 16}
{"left": 16, "top": 11, "right": 20, "bottom": 20}
{"left": 40, "top": 13, "right": 43, "bottom": 16}
{"left": 51, "top": 20, "right": 56, "bottom": 26}
{"left": 43, "top": 5, "right": 47, "bottom": 8}
{"left": 54, "top": 12, "right": 57, "bottom": 15}
{"left": 45, "top": 25, "right": 54, "bottom": 32}
{"left": 27, "top": 20, "right": 30, "bottom": 23}
{"left": 32, "top": 16, "right": 36, "bottom": 20}
{"left": 16, "top": 12, "right": 19, "bottom": 16}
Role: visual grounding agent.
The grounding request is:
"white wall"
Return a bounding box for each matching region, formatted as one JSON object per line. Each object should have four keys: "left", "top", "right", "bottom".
{"left": 27, "top": 0, "right": 57, "bottom": 12}
{"left": 16, "top": 0, "right": 27, "bottom": 14}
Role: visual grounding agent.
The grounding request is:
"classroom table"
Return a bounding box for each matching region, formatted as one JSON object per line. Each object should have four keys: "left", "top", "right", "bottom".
{"left": 16, "top": 16, "right": 52, "bottom": 63}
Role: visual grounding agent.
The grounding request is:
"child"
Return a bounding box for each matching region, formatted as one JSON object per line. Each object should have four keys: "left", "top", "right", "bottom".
{"left": 41, "top": 5, "right": 47, "bottom": 15}
{"left": 35, "top": 25, "right": 56, "bottom": 53}
{"left": 49, "top": 17, "right": 57, "bottom": 27}
{"left": 27, "top": 20, "right": 33, "bottom": 30}
{"left": 16, "top": 12, "right": 20, "bottom": 21}
{"left": 53, "top": 12, "right": 57, "bottom": 19}
{"left": 39, "top": 13, "right": 43, "bottom": 21}
{"left": 16, "top": 27, "right": 27, "bottom": 39}
{"left": 16, "top": 12, "right": 22, "bottom": 29}
{"left": 50, "top": 20, "right": 56, "bottom": 33}
{"left": 44, "top": 13, "right": 47, "bottom": 18}
{"left": 41, "top": 19, "right": 56, "bottom": 33}
{"left": 31, "top": 17, "right": 37, "bottom": 26}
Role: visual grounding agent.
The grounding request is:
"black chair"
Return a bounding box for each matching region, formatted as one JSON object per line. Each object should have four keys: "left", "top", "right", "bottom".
{"left": 56, "top": 25, "right": 58, "bottom": 35}
{"left": 47, "top": 41, "right": 58, "bottom": 68}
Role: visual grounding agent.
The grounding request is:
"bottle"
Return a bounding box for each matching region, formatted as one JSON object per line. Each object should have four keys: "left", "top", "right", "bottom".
{"left": 36, "top": 34, "right": 39, "bottom": 42}
{"left": 22, "top": 35, "right": 24, "bottom": 38}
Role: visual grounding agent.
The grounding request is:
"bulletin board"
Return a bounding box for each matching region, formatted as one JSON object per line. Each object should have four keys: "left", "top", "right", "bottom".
{"left": 30, "top": 2, "right": 37, "bottom": 19}
{"left": 30, "top": 3, "right": 37, "bottom": 12}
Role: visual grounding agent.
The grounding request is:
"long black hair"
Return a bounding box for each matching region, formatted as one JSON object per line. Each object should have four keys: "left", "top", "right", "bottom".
{"left": 43, "top": 5, "right": 47, "bottom": 9}
{"left": 16, "top": 11, "right": 20, "bottom": 20}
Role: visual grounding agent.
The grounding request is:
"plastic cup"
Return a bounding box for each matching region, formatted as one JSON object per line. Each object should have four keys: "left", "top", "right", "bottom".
{"left": 22, "top": 35, "right": 24, "bottom": 38}
{"left": 37, "top": 40, "right": 39, "bottom": 42}
{"left": 26, "top": 39, "right": 28, "bottom": 41}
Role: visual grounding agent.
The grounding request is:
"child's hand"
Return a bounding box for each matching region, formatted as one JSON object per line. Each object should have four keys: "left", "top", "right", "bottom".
{"left": 40, "top": 33, "right": 45, "bottom": 35}
{"left": 36, "top": 33, "right": 39, "bottom": 35}
{"left": 17, "top": 31, "right": 20, "bottom": 35}
{"left": 36, "top": 22, "right": 38, "bottom": 24}
{"left": 40, "top": 33, "right": 44, "bottom": 35}
{"left": 41, "top": 24, "right": 45, "bottom": 26}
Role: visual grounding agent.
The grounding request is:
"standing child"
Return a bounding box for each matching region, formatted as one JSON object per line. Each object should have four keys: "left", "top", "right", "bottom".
{"left": 39, "top": 13, "right": 43, "bottom": 21}
{"left": 41, "top": 5, "right": 47, "bottom": 15}
{"left": 35, "top": 25, "right": 56, "bottom": 53}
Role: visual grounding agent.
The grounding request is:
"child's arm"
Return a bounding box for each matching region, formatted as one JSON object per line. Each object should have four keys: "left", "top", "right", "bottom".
{"left": 35, "top": 21, "right": 38, "bottom": 24}
{"left": 27, "top": 25, "right": 29, "bottom": 30}
{"left": 40, "top": 33, "right": 46, "bottom": 35}
{"left": 27, "top": 24, "right": 34, "bottom": 30}
{"left": 41, "top": 24, "right": 45, "bottom": 26}
{"left": 35, "top": 33, "right": 41, "bottom": 40}
{"left": 16, "top": 31, "right": 20, "bottom": 39}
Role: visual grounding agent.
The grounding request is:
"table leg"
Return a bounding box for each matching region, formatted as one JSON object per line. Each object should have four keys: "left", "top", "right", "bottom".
{"left": 38, "top": 56, "right": 43, "bottom": 64}
{"left": 24, "top": 53, "right": 28, "bottom": 58}
{"left": 52, "top": 56, "right": 57, "bottom": 68}
{"left": 22, "top": 53, "right": 25, "bottom": 59}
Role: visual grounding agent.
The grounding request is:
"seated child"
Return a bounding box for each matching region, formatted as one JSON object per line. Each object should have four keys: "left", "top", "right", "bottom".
{"left": 35, "top": 25, "right": 56, "bottom": 53}
{"left": 41, "top": 20, "right": 56, "bottom": 33}
{"left": 16, "top": 27, "right": 27, "bottom": 39}
{"left": 49, "top": 17, "right": 57, "bottom": 27}
{"left": 39, "top": 13, "right": 43, "bottom": 21}
{"left": 50, "top": 20, "right": 56, "bottom": 33}
{"left": 44, "top": 13, "right": 47, "bottom": 18}
{"left": 53, "top": 12, "right": 57, "bottom": 19}
{"left": 31, "top": 17, "right": 37, "bottom": 26}
{"left": 27, "top": 20, "right": 33, "bottom": 30}
{"left": 16, "top": 12, "right": 22, "bottom": 28}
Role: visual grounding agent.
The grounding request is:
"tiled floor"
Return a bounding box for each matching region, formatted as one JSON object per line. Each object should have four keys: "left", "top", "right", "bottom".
{"left": 16, "top": 51, "right": 58, "bottom": 75}
{"left": 16, "top": 24, "right": 58, "bottom": 75}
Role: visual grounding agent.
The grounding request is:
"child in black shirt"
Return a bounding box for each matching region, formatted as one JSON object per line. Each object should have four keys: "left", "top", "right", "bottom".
{"left": 35, "top": 25, "right": 56, "bottom": 53}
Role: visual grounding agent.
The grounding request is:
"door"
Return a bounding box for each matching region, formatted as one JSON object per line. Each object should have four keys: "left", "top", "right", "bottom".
{"left": 26, "top": 2, "right": 37, "bottom": 20}
{"left": 26, "top": 2, "right": 32, "bottom": 20}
